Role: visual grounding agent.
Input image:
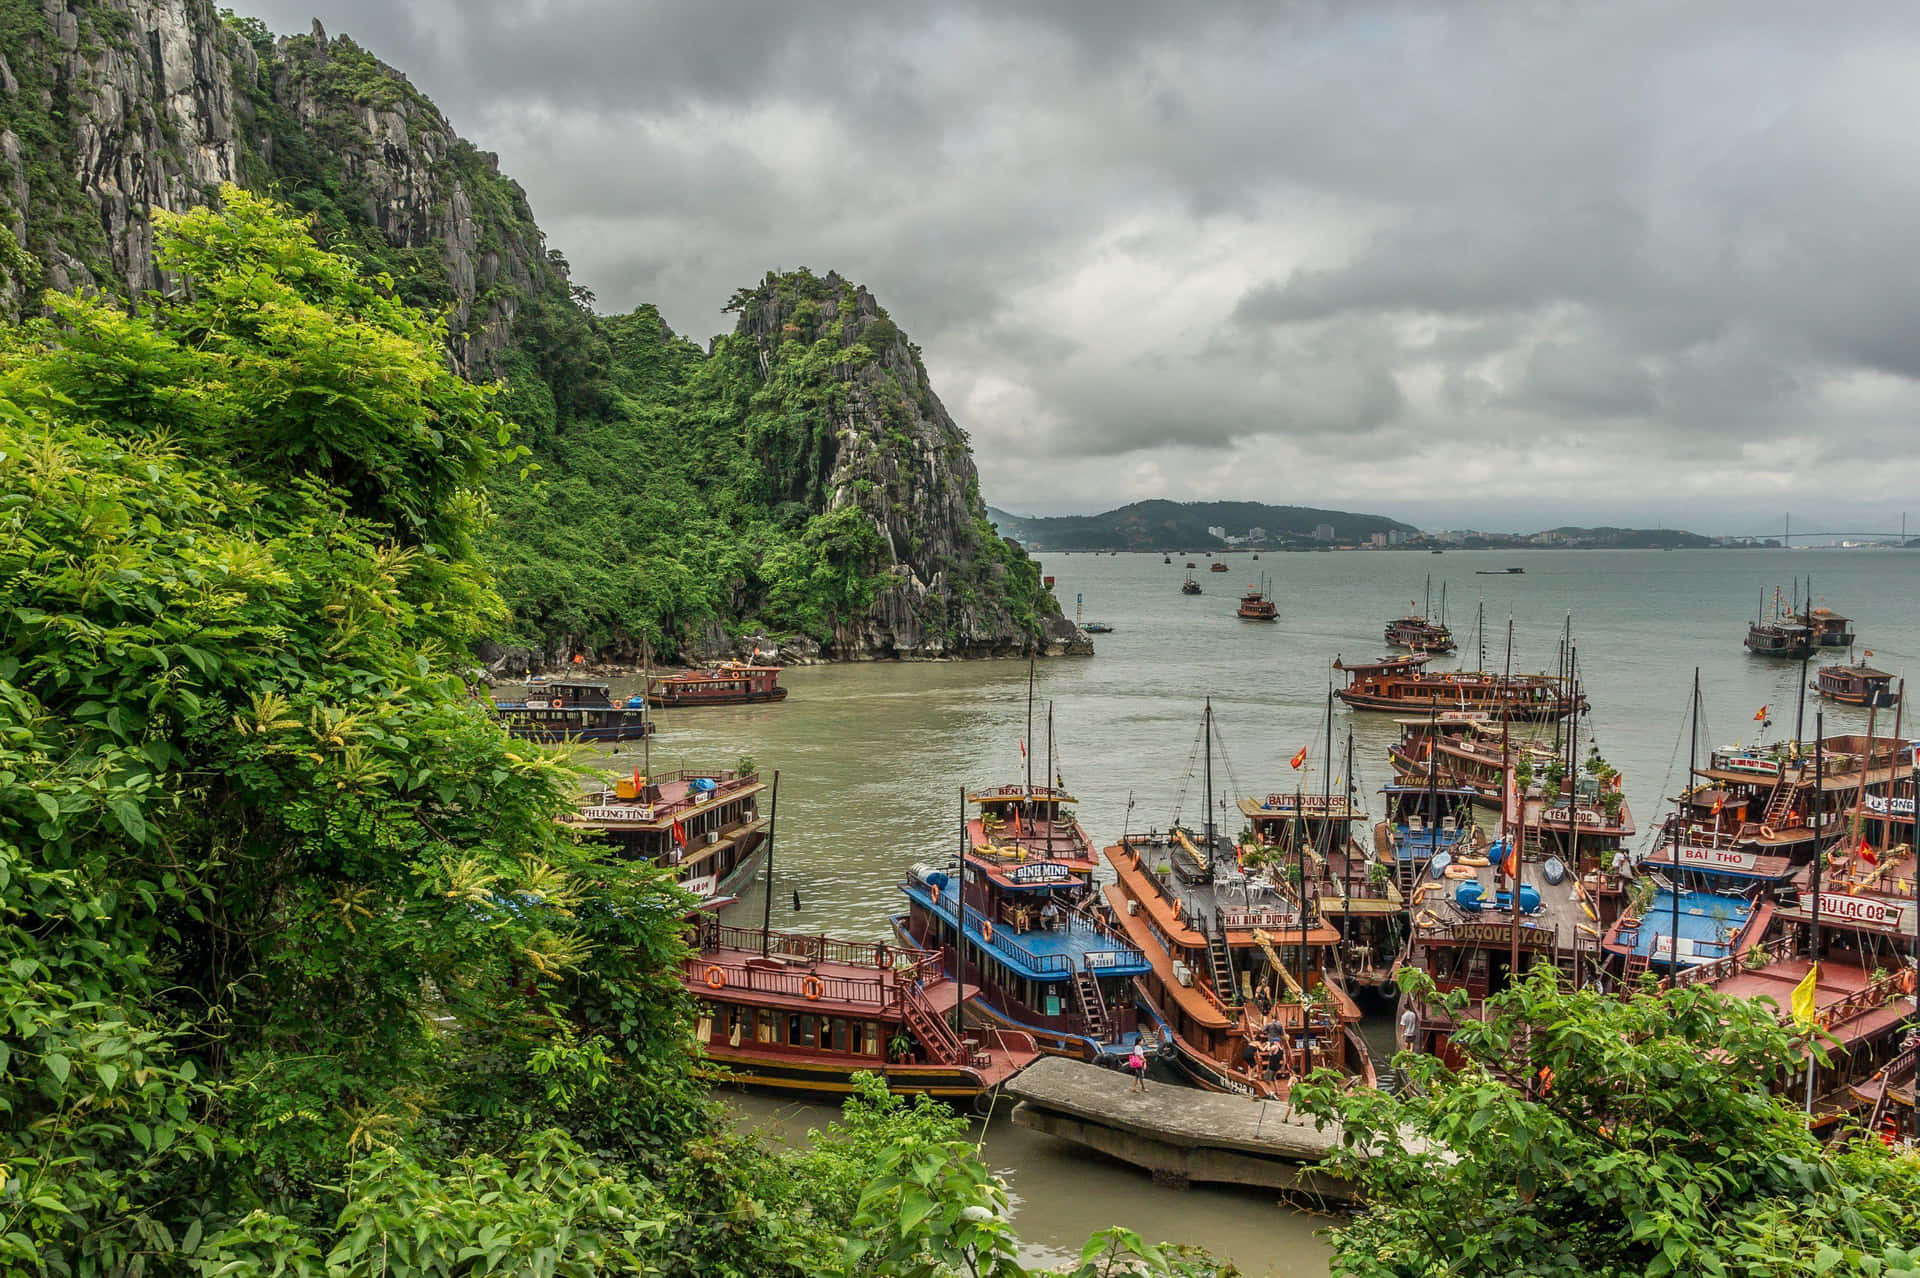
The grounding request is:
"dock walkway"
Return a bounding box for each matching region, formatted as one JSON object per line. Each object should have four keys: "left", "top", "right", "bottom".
{"left": 1006, "top": 1056, "right": 1361, "bottom": 1200}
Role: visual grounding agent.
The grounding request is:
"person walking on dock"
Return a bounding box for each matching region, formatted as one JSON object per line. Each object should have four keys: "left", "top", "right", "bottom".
{"left": 1126, "top": 1046, "right": 1148, "bottom": 1092}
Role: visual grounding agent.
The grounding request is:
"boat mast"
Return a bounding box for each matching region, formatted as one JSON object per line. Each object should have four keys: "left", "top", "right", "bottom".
{"left": 1342, "top": 728, "right": 1356, "bottom": 952}
{"left": 641, "top": 633, "right": 653, "bottom": 776}
{"left": 1674, "top": 670, "right": 1698, "bottom": 978}
{"left": 1025, "top": 655, "right": 1035, "bottom": 805}
{"left": 1296, "top": 783, "right": 1308, "bottom": 984}
{"left": 760, "top": 771, "right": 780, "bottom": 956}
{"left": 1807, "top": 713, "right": 1825, "bottom": 1116}
{"left": 1881, "top": 687, "right": 1905, "bottom": 860}
{"left": 954, "top": 785, "right": 968, "bottom": 1034}
{"left": 1425, "top": 572, "right": 1432, "bottom": 620}
{"left": 1505, "top": 615, "right": 1520, "bottom": 982}
{"left": 1203, "top": 698, "right": 1216, "bottom": 865}
{"left": 1439, "top": 580, "right": 1448, "bottom": 629}
{"left": 1045, "top": 700, "right": 1055, "bottom": 841}
{"left": 1567, "top": 645, "right": 1579, "bottom": 867}
{"left": 1477, "top": 597, "right": 1487, "bottom": 672}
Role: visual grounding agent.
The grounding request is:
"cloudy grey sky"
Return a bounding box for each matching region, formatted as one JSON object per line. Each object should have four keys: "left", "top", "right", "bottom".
{"left": 235, "top": 0, "right": 1920, "bottom": 534}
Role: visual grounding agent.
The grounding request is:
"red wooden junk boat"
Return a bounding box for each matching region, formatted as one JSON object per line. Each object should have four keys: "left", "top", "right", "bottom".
{"left": 1384, "top": 576, "right": 1455, "bottom": 654}
{"left": 1333, "top": 654, "right": 1586, "bottom": 722}
{"left": 650, "top": 662, "right": 787, "bottom": 708}
{"left": 1814, "top": 661, "right": 1899, "bottom": 709}
{"left": 687, "top": 917, "right": 1038, "bottom": 1104}
{"left": 1237, "top": 575, "right": 1278, "bottom": 621}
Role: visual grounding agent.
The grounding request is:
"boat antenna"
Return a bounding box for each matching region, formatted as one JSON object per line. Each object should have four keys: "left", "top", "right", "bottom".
{"left": 761, "top": 770, "right": 780, "bottom": 956}
{"left": 1203, "top": 698, "right": 1216, "bottom": 865}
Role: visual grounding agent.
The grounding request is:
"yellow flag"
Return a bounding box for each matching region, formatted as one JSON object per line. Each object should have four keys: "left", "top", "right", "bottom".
{"left": 1791, "top": 962, "right": 1820, "bottom": 1027}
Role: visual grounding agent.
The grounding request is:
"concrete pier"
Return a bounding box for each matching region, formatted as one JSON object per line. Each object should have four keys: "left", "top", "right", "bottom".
{"left": 1006, "top": 1057, "right": 1360, "bottom": 1201}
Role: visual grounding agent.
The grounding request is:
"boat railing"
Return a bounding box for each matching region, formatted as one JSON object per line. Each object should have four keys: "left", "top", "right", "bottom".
{"left": 690, "top": 955, "right": 896, "bottom": 1008}
{"left": 707, "top": 922, "right": 894, "bottom": 972}
{"left": 1666, "top": 933, "right": 1795, "bottom": 990}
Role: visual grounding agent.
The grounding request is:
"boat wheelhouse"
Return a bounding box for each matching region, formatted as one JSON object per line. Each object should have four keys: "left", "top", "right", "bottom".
{"left": 687, "top": 918, "right": 1038, "bottom": 1102}
{"left": 895, "top": 856, "right": 1150, "bottom": 1061}
{"left": 1814, "top": 662, "right": 1899, "bottom": 709}
{"left": 1797, "top": 605, "right": 1856, "bottom": 648}
{"left": 492, "top": 680, "right": 652, "bottom": 743}
{"left": 1333, "top": 654, "right": 1586, "bottom": 721}
{"left": 965, "top": 784, "right": 1100, "bottom": 880}
{"left": 1373, "top": 782, "right": 1482, "bottom": 896}
{"left": 1239, "top": 791, "right": 1403, "bottom": 991}
{"left": 564, "top": 768, "right": 769, "bottom": 903}
{"left": 650, "top": 663, "right": 788, "bottom": 708}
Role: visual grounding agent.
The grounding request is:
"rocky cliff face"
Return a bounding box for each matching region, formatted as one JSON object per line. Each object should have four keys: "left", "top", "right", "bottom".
{"left": 720, "top": 270, "right": 1082, "bottom": 661}
{"left": 0, "top": 1, "right": 560, "bottom": 372}
{"left": 0, "top": 2, "right": 1081, "bottom": 664}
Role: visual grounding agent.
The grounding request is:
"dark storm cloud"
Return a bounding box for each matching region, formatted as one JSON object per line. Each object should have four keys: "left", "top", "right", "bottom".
{"left": 232, "top": 0, "right": 1920, "bottom": 530}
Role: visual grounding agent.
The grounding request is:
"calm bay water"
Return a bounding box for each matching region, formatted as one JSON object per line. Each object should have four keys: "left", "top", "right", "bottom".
{"left": 589, "top": 546, "right": 1920, "bottom": 1274}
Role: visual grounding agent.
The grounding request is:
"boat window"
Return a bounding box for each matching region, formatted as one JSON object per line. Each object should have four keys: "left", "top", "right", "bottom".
{"left": 831, "top": 1017, "right": 849, "bottom": 1053}
{"left": 757, "top": 1010, "right": 779, "bottom": 1044}
{"left": 787, "top": 1012, "right": 802, "bottom": 1045}
{"left": 799, "top": 1015, "right": 817, "bottom": 1047}
{"left": 864, "top": 1022, "right": 880, "bottom": 1056}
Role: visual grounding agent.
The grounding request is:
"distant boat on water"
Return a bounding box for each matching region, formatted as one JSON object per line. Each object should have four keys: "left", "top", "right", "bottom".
{"left": 1083, "top": 621, "right": 1114, "bottom": 634}
{"left": 1475, "top": 567, "right": 1524, "bottom": 575}
{"left": 1181, "top": 578, "right": 1202, "bottom": 595}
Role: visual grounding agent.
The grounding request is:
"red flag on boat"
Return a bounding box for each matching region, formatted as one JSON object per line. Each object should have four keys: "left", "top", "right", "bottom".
{"left": 633, "top": 766, "right": 642, "bottom": 791}
{"left": 1754, "top": 705, "right": 1768, "bottom": 722}
{"left": 1289, "top": 746, "right": 1309, "bottom": 770}
{"left": 671, "top": 818, "right": 687, "bottom": 846}
{"left": 1711, "top": 794, "right": 1725, "bottom": 815}
{"left": 1019, "top": 738, "right": 1027, "bottom": 758}
{"left": 1859, "top": 837, "right": 1877, "bottom": 865}
{"left": 1501, "top": 838, "right": 1519, "bottom": 879}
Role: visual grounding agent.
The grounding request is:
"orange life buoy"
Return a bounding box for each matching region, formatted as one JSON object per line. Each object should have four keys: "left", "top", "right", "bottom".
{"left": 801, "top": 975, "right": 824, "bottom": 1001}
{"left": 704, "top": 965, "right": 726, "bottom": 989}
{"left": 982, "top": 919, "right": 995, "bottom": 943}
{"left": 1760, "top": 825, "right": 1777, "bottom": 840}
{"left": 929, "top": 884, "right": 941, "bottom": 905}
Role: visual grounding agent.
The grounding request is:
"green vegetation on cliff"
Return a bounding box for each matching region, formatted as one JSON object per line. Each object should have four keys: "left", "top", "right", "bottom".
{"left": 0, "top": 189, "right": 1203, "bottom": 1277}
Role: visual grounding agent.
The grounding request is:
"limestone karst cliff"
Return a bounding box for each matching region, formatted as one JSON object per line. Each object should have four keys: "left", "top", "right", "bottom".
{"left": 0, "top": 0, "right": 1077, "bottom": 662}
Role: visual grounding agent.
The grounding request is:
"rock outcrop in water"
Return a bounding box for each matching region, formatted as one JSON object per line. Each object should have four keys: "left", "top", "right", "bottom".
{"left": 0, "top": 2, "right": 1080, "bottom": 664}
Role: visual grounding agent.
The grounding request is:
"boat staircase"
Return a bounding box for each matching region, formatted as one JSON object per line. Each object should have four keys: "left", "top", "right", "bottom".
{"left": 1865, "top": 1044, "right": 1917, "bottom": 1138}
{"left": 1623, "top": 950, "right": 1651, "bottom": 983}
{"left": 898, "top": 979, "right": 971, "bottom": 1066}
{"left": 1756, "top": 784, "right": 1796, "bottom": 836}
{"left": 1206, "top": 919, "right": 1239, "bottom": 1007}
{"left": 1071, "top": 970, "right": 1110, "bottom": 1041}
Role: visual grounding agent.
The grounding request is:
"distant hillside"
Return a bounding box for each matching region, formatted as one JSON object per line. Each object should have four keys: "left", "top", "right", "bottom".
{"left": 1540, "top": 526, "right": 1715, "bottom": 549}
{"left": 986, "top": 500, "right": 1417, "bottom": 550}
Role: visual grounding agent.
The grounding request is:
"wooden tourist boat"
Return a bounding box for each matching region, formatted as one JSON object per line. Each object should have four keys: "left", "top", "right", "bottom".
{"left": 1209, "top": 561, "right": 1230, "bottom": 572}
{"left": 564, "top": 767, "right": 769, "bottom": 903}
{"left": 1100, "top": 704, "right": 1375, "bottom": 1098}
{"left": 1814, "top": 662, "right": 1899, "bottom": 709}
{"left": 492, "top": 679, "right": 652, "bottom": 743}
{"left": 1181, "top": 577, "right": 1203, "bottom": 595}
{"left": 1746, "top": 585, "right": 1815, "bottom": 658}
{"left": 1669, "top": 733, "right": 1915, "bottom": 870}
{"left": 1333, "top": 654, "right": 1586, "bottom": 721}
{"left": 1372, "top": 781, "right": 1482, "bottom": 896}
{"left": 1384, "top": 577, "right": 1454, "bottom": 654}
{"left": 687, "top": 918, "right": 1038, "bottom": 1103}
{"left": 649, "top": 663, "right": 787, "bottom": 708}
{"left": 894, "top": 850, "right": 1150, "bottom": 1061}
{"left": 1799, "top": 606, "right": 1856, "bottom": 648}
{"left": 1236, "top": 578, "right": 1278, "bottom": 620}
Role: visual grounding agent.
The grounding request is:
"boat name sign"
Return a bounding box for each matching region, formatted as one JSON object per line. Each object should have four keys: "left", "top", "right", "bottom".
{"left": 1441, "top": 921, "right": 1555, "bottom": 948}
{"left": 1864, "top": 795, "right": 1916, "bottom": 818}
{"left": 581, "top": 805, "right": 655, "bottom": 822}
{"left": 1815, "top": 892, "right": 1907, "bottom": 929}
{"left": 683, "top": 874, "right": 718, "bottom": 900}
{"left": 1010, "top": 861, "right": 1076, "bottom": 885}
{"left": 1677, "top": 844, "right": 1764, "bottom": 873}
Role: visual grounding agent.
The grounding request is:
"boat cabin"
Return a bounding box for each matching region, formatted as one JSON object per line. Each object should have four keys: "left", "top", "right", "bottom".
{"left": 1814, "top": 663, "right": 1899, "bottom": 709}
{"left": 565, "top": 768, "right": 769, "bottom": 902}
{"left": 1333, "top": 655, "right": 1585, "bottom": 722}
{"left": 491, "top": 680, "right": 652, "bottom": 743}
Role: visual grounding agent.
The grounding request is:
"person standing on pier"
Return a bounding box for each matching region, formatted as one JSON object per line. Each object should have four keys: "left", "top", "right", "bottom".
{"left": 1127, "top": 1046, "right": 1148, "bottom": 1092}
{"left": 1399, "top": 1005, "right": 1418, "bottom": 1053}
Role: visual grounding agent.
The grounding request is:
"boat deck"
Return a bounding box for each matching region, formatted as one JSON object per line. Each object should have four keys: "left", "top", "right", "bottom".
{"left": 1410, "top": 852, "right": 1598, "bottom": 955}
{"left": 902, "top": 877, "right": 1149, "bottom": 979}
{"left": 965, "top": 816, "right": 1098, "bottom": 869}
{"left": 1117, "top": 831, "right": 1312, "bottom": 939}
{"left": 1607, "top": 889, "right": 1768, "bottom": 967}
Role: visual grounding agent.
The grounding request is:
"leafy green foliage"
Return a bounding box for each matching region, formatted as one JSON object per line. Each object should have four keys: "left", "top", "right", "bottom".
{"left": 1295, "top": 968, "right": 1920, "bottom": 1277}
{"left": 0, "top": 190, "right": 1202, "bottom": 1278}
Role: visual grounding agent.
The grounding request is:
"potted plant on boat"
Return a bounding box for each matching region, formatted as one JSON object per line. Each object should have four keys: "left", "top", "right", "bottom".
{"left": 888, "top": 1031, "right": 913, "bottom": 1064}
{"left": 1621, "top": 875, "right": 1657, "bottom": 927}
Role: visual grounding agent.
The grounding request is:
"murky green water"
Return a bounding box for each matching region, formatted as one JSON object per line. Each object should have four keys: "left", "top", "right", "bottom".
{"left": 584, "top": 546, "right": 1920, "bottom": 1274}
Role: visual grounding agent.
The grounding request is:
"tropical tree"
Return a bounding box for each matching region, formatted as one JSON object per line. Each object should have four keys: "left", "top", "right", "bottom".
{"left": 1295, "top": 968, "right": 1920, "bottom": 1277}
